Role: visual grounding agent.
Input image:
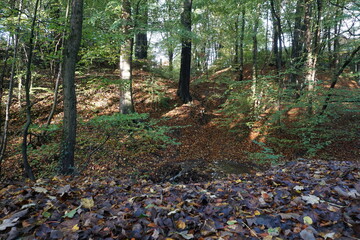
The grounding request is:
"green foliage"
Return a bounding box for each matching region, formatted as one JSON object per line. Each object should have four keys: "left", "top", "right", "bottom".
{"left": 215, "top": 75, "right": 279, "bottom": 130}
{"left": 87, "top": 113, "right": 180, "bottom": 155}
{"left": 28, "top": 142, "right": 60, "bottom": 178}
{"left": 260, "top": 85, "right": 360, "bottom": 157}
{"left": 143, "top": 76, "right": 172, "bottom": 109}
{"left": 248, "top": 140, "right": 283, "bottom": 165}
{"left": 84, "top": 76, "right": 119, "bottom": 88}
{"left": 217, "top": 67, "right": 360, "bottom": 158}
{"left": 29, "top": 123, "right": 60, "bottom": 136}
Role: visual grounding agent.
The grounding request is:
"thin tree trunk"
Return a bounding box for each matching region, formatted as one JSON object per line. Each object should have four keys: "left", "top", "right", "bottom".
{"left": 270, "top": 0, "right": 282, "bottom": 72}
{"left": 304, "top": 0, "right": 322, "bottom": 114}
{"left": 331, "top": 0, "right": 342, "bottom": 69}
{"left": 265, "top": 8, "right": 269, "bottom": 54}
{"left": 234, "top": 13, "right": 240, "bottom": 68}
{"left": 0, "top": 37, "right": 11, "bottom": 116}
{"left": 134, "top": 0, "right": 148, "bottom": 60}
{"left": 178, "top": 0, "right": 193, "bottom": 103}
{"left": 0, "top": 5, "right": 22, "bottom": 175}
{"left": 321, "top": 45, "right": 360, "bottom": 114}
{"left": 22, "top": 0, "right": 41, "bottom": 181}
{"left": 290, "top": 0, "right": 305, "bottom": 93}
{"left": 120, "top": 0, "right": 134, "bottom": 114}
{"left": 60, "top": 0, "right": 84, "bottom": 174}
{"left": 238, "top": 7, "right": 245, "bottom": 81}
{"left": 252, "top": 6, "right": 260, "bottom": 81}
{"left": 168, "top": 49, "right": 174, "bottom": 71}
{"left": 252, "top": 5, "right": 260, "bottom": 112}
{"left": 43, "top": 0, "right": 71, "bottom": 133}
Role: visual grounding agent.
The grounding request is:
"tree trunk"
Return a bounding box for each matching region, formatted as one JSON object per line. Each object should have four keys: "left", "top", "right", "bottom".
{"left": 270, "top": 0, "right": 283, "bottom": 72}
{"left": 134, "top": 0, "right": 148, "bottom": 60}
{"left": 321, "top": 45, "right": 360, "bottom": 114}
{"left": 120, "top": 0, "right": 134, "bottom": 114}
{"left": 0, "top": 0, "right": 23, "bottom": 175}
{"left": 60, "top": 0, "right": 83, "bottom": 174}
{"left": 251, "top": 4, "right": 260, "bottom": 112}
{"left": 252, "top": 6, "right": 260, "bottom": 81}
{"left": 304, "top": 0, "right": 322, "bottom": 114}
{"left": 265, "top": 8, "right": 269, "bottom": 54}
{"left": 22, "top": 0, "right": 40, "bottom": 181}
{"left": 290, "top": 0, "right": 305, "bottom": 93}
{"left": 238, "top": 7, "right": 245, "bottom": 81}
{"left": 178, "top": 0, "right": 192, "bottom": 104}
{"left": 0, "top": 37, "right": 11, "bottom": 113}
{"left": 168, "top": 49, "right": 174, "bottom": 71}
{"left": 234, "top": 13, "right": 240, "bottom": 68}
{"left": 330, "top": 0, "right": 342, "bottom": 69}
{"left": 44, "top": 0, "right": 71, "bottom": 133}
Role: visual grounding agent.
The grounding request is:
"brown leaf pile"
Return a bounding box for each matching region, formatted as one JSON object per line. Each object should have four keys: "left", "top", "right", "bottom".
{"left": 1, "top": 159, "right": 359, "bottom": 239}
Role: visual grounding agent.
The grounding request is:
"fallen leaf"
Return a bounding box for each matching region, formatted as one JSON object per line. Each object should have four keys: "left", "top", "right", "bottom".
{"left": 300, "top": 229, "right": 316, "bottom": 240}
{"left": 72, "top": 224, "right": 79, "bottom": 232}
{"left": 62, "top": 206, "right": 81, "bottom": 219}
{"left": 32, "top": 187, "right": 48, "bottom": 193}
{"left": 81, "top": 197, "right": 94, "bottom": 209}
{"left": 227, "top": 220, "right": 237, "bottom": 225}
{"left": 294, "top": 185, "right": 304, "bottom": 191}
{"left": 0, "top": 209, "right": 28, "bottom": 231}
{"left": 176, "top": 220, "right": 186, "bottom": 229}
{"left": 323, "top": 232, "right": 336, "bottom": 239}
{"left": 57, "top": 185, "right": 71, "bottom": 196}
{"left": 303, "top": 216, "right": 313, "bottom": 225}
{"left": 302, "top": 195, "right": 320, "bottom": 205}
{"left": 268, "top": 227, "right": 280, "bottom": 236}
{"left": 177, "top": 231, "right": 194, "bottom": 239}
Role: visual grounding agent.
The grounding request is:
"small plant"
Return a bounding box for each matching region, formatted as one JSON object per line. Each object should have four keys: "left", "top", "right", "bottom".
{"left": 28, "top": 142, "right": 60, "bottom": 178}
{"left": 86, "top": 113, "right": 180, "bottom": 155}
{"left": 143, "top": 76, "right": 170, "bottom": 110}
{"left": 248, "top": 140, "right": 283, "bottom": 165}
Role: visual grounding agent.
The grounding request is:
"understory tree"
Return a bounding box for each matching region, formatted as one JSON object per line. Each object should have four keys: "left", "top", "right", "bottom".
{"left": 177, "top": 0, "right": 193, "bottom": 103}
{"left": 119, "top": 0, "right": 135, "bottom": 114}
{"left": 60, "top": 0, "right": 84, "bottom": 174}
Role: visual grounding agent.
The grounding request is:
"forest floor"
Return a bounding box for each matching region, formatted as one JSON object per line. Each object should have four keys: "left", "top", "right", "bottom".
{"left": 0, "top": 66, "right": 360, "bottom": 239}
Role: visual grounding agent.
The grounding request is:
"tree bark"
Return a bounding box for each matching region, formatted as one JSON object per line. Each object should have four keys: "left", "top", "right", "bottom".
{"left": 44, "top": 0, "right": 71, "bottom": 133}
{"left": 251, "top": 4, "right": 260, "bottom": 112}
{"left": 0, "top": 0, "right": 23, "bottom": 175}
{"left": 168, "top": 49, "right": 174, "bottom": 71}
{"left": 60, "top": 0, "right": 83, "bottom": 174}
{"left": 22, "top": 0, "right": 40, "bottom": 181}
{"left": 178, "top": 0, "right": 192, "bottom": 104}
{"left": 270, "top": 0, "right": 282, "bottom": 72}
{"left": 252, "top": 5, "right": 260, "bottom": 81}
{"left": 304, "top": 0, "right": 322, "bottom": 114}
{"left": 134, "top": 0, "right": 148, "bottom": 60}
{"left": 321, "top": 45, "right": 360, "bottom": 114}
{"left": 0, "top": 37, "right": 10, "bottom": 115}
{"left": 120, "top": 0, "right": 134, "bottom": 114}
{"left": 330, "top": 0, "right": 342, "bottom": 69}
{"left": 234, "top": 12, "right": 240, "bottom": 68}
{"left": 238, "top": 7, "right": 245, "bottom": 81}
{"left": 290, "top": 0, "right": 305, "bottom": 93}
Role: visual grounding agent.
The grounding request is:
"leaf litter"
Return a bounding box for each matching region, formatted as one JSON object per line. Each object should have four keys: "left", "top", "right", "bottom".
{"left": 0, "top": 159, "right": 359, "bottom": 239}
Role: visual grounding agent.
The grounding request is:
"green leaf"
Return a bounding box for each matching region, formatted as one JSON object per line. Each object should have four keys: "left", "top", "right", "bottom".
{"left": 303, "top": 216, "right": 313, "bottom": 225}
{"left": 42, "top": 212, "right": 51, "bottom": 218}
{"left": 268, "top": 227, "right": 280, "bottom": 236}
{"left": 227, "top": 220, "right": 237, "bottom": 225}
{"left": 62, "top": 206, "right": 81, "bottom": 219}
